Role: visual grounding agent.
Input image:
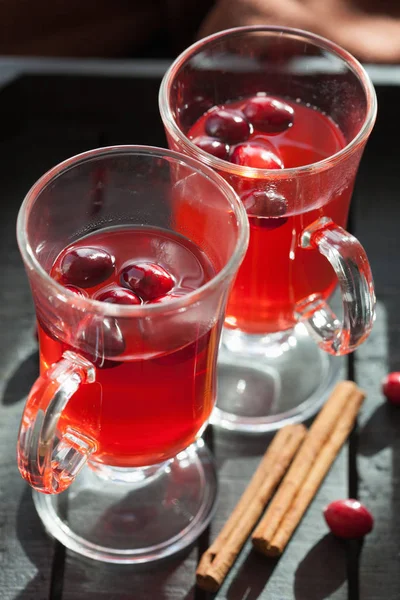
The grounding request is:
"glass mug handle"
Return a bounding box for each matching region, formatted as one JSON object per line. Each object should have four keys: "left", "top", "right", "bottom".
{"left": 295, "top": 217, "right": 375, "bottom": 356}
{"left": 17, "top": 350, "right": 97, "bottom": 494}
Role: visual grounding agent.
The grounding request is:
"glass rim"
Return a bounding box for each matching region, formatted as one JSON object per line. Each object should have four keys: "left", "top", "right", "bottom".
{"left": 159, "top": 25, "right": 377, "bottom": 179}
{"left": 16, "top": 145, "right": 249, "bottom": 317}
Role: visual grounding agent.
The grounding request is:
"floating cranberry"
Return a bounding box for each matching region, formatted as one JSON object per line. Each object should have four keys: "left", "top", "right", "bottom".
{"left": 382, "top": 372, "right": 400, "bottom": 405}
{"left": 65, "top": 285, "right": 88, "bottom": 297}
{"left": 205, "top": 109, "right": 251, "bottom": 144}
{"left": 153, "top": 330, "right": 211, "bottom": 366}
{"left": 324, "top": 499, "right": 374, "bottom": 539}
{"left": 76, "top": 316, "right": 125, "bottom": 368}
{"left": 179, "top": 96, "right": 213, "bottom": 129}
{"left": 241, "top": 189, "right": 288, "bottom": 230}
{"left": 59, "top": 247, "right": 115, "bottom": 288}
{"left": 249, "top": 214, "right": 288, "bottom": 231}
{"left": 243, "top": 96, "right": 294, "bottom": 134}
{"left": 96, "top": 287, "right": 141, "bottom": 306}
{"left": 120, "top": 262, "right": 174, "bottom": 302}
{"left": 230, "top": 141, "right": 283, "bottom": 170}
{"left": 36, "top": 315, "right": 55, "bottom": 342}
{"left": 152, "top": 290, "right": 191, "bottom": 304}
{"left": 191, "top": 136, "right": 230, "bottom": 160}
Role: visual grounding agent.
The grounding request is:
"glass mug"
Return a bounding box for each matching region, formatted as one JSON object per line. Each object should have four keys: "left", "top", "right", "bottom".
{"left": 159, "top": 26, "right": 377, "bottom": 432}
{"left": 16, "top": 146, "right": 248, "bottom": 562}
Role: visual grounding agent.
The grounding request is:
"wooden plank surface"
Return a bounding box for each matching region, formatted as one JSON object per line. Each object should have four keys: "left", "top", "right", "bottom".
{"left": 0, "top": 143, "right": 55, "bottom": 600}
{"left": 0, "top": 68, "right": 398, "bottom": 600}
{"left": 0, "top": 90, "right": 110, "bottom": 600}
{"left": 209, "top": 427, "right": 349, "bottom": 600}
{"left": 61, "top": 551, "right": 198, "bottom": 600}
{"left": 353, "top": 88, "right": 400, "bottom": 600}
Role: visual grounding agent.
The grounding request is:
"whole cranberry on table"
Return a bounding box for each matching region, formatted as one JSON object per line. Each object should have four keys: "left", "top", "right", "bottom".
{"left": 381, "top": 372, "right": 400, "bottom": 405}
{"left": 323, "top": 499, "right": 374, "bottom": 539}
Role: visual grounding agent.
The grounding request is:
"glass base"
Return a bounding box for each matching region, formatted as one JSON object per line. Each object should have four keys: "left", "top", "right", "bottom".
{"left": 213, "top": 323, "right": 343, "bottom": 433}
{"left": 33, "top": 439, "right": 217, "bottom": 564}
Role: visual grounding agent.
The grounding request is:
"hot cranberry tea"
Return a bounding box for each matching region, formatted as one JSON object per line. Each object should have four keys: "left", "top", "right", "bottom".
{"left": 187, "top": 95, "right": 347, "bottom": 334}
{"left": 39, "top": 225, "right": 218, "bottom": 467}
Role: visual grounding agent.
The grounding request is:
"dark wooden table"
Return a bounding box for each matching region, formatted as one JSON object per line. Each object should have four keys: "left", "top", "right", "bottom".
{"left": 0, "top": 58, "right": 398, "bottom": 600}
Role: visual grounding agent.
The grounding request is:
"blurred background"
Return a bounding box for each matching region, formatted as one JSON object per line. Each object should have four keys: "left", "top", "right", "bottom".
{"left": 1, "top": 0, "right": 400, "bottom": 63}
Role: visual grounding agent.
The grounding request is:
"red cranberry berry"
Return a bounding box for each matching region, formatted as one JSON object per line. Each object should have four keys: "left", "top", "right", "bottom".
{"left": 76, "top": 316, "right": 125, "bottom": 368}
{"left": 179, "top": 96, "right": 213, "bottom": 129}
{"left": 65, "top": 285, "right": 88, "bottom": 297}
{"left": 324, "top": 499, "right": 374, "bottom": 539}
{"left": 154, "top": 329, "right": 211, "bottom": 366}
{"left": 230, "top": 141, "right": 283, "bottom": 170}
{"left": 241, "top": 189, "right": 288, "bottom": 230}
{"left": 120, "top": 262, "right": 174, "bottom": 302}
{"left": 243, "top": 96, "right": 294, "bottom": 134}
{"left": 96, "top": 287, "right": 141, "bottom": 306}
{"left": 191, "top": 136, "right": 230, "bottom": 160}
{"left": 152, "top": 290, "right": 191, "bottom": 304}
{"left": 59, "top": 247, "right": 115, "bottom": 288}
{"left": 382, "top": 372, "right": 400, "bottom": 405}
{"left": 205, "top": 109, "right": 251, "bottom": 144}
{"left": 36, "top": 316, "right": 56, "bottom": 342}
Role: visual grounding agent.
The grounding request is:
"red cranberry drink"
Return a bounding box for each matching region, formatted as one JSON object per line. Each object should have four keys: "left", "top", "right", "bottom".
{"left": 16, "top": 146, "right": 248, "bottom": 501}
{"left": 160, "top": 26, "right": 376, "bottom": 432}
{"left": 187, "top": 95, "right": 347, "bottom": 333}
{"left": 16, "top": 147, "right": 248, "bottom": 564}
{"left": 39, "top": 226, "right": 217, "bottom": 468}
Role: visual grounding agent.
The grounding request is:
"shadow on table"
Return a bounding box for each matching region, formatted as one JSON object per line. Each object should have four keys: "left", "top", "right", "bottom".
{"left": 15, "top": 486, "right": 54, "bottom": 600}
{"left": 62, "top": 546, "right": 196, "bottom": 600}
{"left": 2, "top": 349, "right": 38, "bottom": 406}
{"left": 210, "top": 412, "right": 317, "bottom": 472}
{"left": 220, "top": 534, "right": 345, "bottom": 600}
{"left": 16, "top": 482, "right": 200, "bottom": 600}
{"left": 211, "top": 428, "right": 275, "bottom": 473}
{"left": 293, "top": 534, "right": 346, "bottom": 600}
{"left": 358, "top": 401, "right": 400, "bottom": 457}
{"left": 225, "top": 549, "right": 279, "bottom": 600}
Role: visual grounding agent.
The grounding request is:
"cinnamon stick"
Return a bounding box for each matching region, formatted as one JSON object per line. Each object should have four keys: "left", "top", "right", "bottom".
{"left": 196, "top": 424, "right": 306, "bottom": 593}
{"left": 266, "top": 389, "right": 365, "bottom": 556}
{"left": 252, "top": 381, "right": 365, "bottom": 556}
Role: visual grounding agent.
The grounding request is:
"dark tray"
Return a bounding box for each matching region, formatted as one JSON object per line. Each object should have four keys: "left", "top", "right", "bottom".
{"left": 0, "top": 58, "right": 399, "bottom": 600}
